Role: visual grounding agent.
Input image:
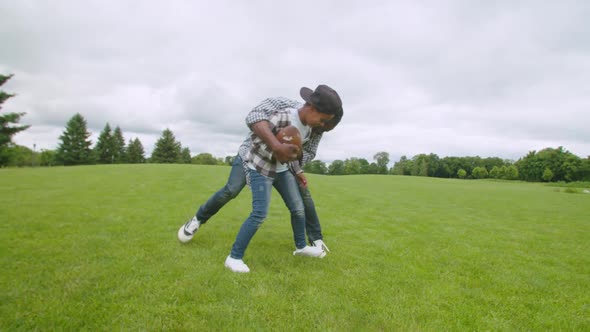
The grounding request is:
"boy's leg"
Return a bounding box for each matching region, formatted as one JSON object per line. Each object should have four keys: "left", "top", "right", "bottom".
{"left": 229, "top": 169, "right": 273, "bottom": 259}
{"left": 299, "top": 186, "right": 323, "bottom": 243}
{"left": 273, "top": 171, "right": 307, "bottom": 249}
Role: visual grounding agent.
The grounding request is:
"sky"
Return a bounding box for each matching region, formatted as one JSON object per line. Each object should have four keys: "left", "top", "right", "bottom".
{"left": 1, "top": 0, "right": 589, "bottom": 164}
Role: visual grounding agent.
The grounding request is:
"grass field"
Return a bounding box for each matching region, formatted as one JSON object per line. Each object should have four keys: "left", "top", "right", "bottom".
{"left": 1, "top": 165, "right": 589, "bottom": 331}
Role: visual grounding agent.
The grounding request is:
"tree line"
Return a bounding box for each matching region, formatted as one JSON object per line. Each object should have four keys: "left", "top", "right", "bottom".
{"left": 47, "top": 113, "right": 231, "bottom": 166}
{"left": 300, "top": 149, "right": 590, "bottom": 183}
{"left": 5, "top": 112, "right": 590, "bottom": 183}
{"left": 2, "top": 74, "right": 589, "bottom": 182}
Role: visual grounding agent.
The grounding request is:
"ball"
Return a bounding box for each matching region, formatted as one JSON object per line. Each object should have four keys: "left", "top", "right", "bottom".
{"left": 276, "top": 125, "right": 302, "bottom": 147}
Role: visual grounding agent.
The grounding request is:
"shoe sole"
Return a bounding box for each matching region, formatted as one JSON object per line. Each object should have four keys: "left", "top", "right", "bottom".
{"left": 224, "top": 263, "right": 250, "bottom": 273}
{"left": 293, "top": 251, "right": 326, "bottom": 258}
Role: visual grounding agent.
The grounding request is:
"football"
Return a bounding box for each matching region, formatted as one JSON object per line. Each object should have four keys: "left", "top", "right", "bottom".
{"left": 276, "top": 125, "right": 302, "bottom": 147}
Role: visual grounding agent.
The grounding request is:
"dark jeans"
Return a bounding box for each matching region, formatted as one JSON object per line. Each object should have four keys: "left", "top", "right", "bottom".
{"left": 195, "top": 155, "right": 323, "bottom": 242}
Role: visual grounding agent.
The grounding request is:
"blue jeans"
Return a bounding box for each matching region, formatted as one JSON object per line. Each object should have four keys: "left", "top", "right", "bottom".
{"left": 230, "top": 169, "right": 307, "bottom": 259}
{"left": 301, "top": 186, "right": 323, "bottom": 242}
{"left": 195, "top": 155, "right": 324, "bottom": 243}
{"left": 196, "top": 155, "right": 246, "bottom": 224}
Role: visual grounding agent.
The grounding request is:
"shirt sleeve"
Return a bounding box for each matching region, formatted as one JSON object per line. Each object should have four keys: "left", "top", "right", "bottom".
{"left": 301, "top": 132, "right": 322, "bottom": 165}
{"left": 245, "top": 97, "right": 301, "bottom": 128}
{"left": 289, "top": 160, "right": 304, "bottom": 174}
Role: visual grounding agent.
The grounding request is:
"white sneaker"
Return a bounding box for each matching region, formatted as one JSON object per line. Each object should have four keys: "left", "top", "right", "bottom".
{"left": 177, "top": 216, "right": 201, "bottom": 243}
{"left": 224, "top": 256, "right": 250, "bottom": 273}
{"left": 313, "top": 239, "right": 331, "bottom": 253}
{"left": 293, "top": 246, "right": 326, "bottom": 258}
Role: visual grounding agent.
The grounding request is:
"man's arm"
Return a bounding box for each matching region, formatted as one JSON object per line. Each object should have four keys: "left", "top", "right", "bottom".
{"left": 251, "top": 121, "right": 299, "bottom": 163}
{"left": 246, "top": 97, "right": 301, "bottom": 128}
{"left": 301, "top": 132, "right": 322, "bottom": 165}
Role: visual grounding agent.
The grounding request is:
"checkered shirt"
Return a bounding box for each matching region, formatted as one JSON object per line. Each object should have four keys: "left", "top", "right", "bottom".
{"left": 238, "top": 97, "right": 324, "bottom": 176}
{"left": 245, "top": 109, "right": 293, "bottom": 178}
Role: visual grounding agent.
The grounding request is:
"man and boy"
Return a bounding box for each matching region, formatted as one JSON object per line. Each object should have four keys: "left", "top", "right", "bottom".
{"left": 178, "top": 85, "right": 343, "bottom": 273}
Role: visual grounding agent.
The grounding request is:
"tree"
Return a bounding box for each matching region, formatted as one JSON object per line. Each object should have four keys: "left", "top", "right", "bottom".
{"left": 505, "top": 165, "right": 519, "bottom": 180}
{"left": 328, "top": 160, "right": 345, "bottom": 175}
{"left": 542, "top": 168, "right": 554, "bottom": 182}
{"left": 412, "top": 154, "right": 429, "bottom": 176}
{"left": 192, "top": 152, "right": 218, "bottom": 165}
{"left": 39, "top": 149, "right": 57, "bottom": 166}
{"left": 2, "top": 144, "right": 32, "bottom": 167}
{"left": 373, "top": 152, "right": 389, "bottom": 174}
{"left": 472, "top": 166, "right": 489, "bottom": 179}
{"left": 94, "top": 123, "right": 113, "bottom": 163}
{"left": 482, "top": 157, "right": 506, "bottom": 172}
{"left": 112, "top": 126, "right": 126, "bottom": 163}
{"left": 56, "top": 113, "right": 94, "bottom": 165}
{"left": 126, "top": 138, "right": 145, "bottom": 163}
{"left": 577, "top": 157, "right": 590, "bottom": 181}
{"left": 515, "top": 147, "right": 579, "bottom": 182}
{"left": 1, "top": 74, "right": 30, "bottom": 166}
{"left": 537, "top": 147, "right": 567, "bottom": 181}
{"left": 304, "top": 160, "right": 327, "bottom": 174}
{"left": 441, "top": 156, "right": 465, "bottom": 178}
{"left": 515, "top": 151, "right": 544, "bottom": 182}
{"left": 359, "top": 158, "right": 371, "bottom": 174}
{"left": 457, "top": 168, "right": 467, "bottom": 179}
{"left": 367, "top": 162, "right": 380, "bottom": 174}
{"left": 180, "top": 147, "right": 192, "bottom": 164}
{"left": 391, "top": 155, "right": 412, "bottom": 175}
{"left": 344, "top": 158, "right": 362, "bottom": 175}
{"left": 151, "top": 129, "right": 181, "bottom": 163}
{"left": 490, "top": 166, "right": 502, "bottom": 179}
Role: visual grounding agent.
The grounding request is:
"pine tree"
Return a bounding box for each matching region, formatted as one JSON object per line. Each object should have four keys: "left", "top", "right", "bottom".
{"left": 56, "top": 113, "right": 93, "bottom": 165}
{"left": 1, "top": 74, "right": 30, "bottom": 166}
{"left": 126, "top": 138, "right": 145, "bottom": 163}
{"left": 94, "top": 123, "right": 113, "bottom": 163}
{"left": 151, "top": 129, "right": 181, "bottom": 163}
{"left": 112, "top": 126, "right": 126, "bottom": 163}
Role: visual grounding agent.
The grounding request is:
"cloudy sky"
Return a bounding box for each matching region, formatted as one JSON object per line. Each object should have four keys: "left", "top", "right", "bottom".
{"left": 1, "top": 0, "right": 589, "bottom": 164}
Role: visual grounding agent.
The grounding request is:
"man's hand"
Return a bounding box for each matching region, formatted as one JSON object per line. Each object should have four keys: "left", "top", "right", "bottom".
{"left": 251, "top": 121, "right": 300, "bottom": 163}
{"left": 274, "top": 144, "right": 300, "bottom": 163}
{"left": 296, "top": 173, "right": 308, "bottom": 188}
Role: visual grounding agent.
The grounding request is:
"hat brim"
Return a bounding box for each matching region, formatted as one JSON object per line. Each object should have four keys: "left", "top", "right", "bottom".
{"left": 300, "top": 87, "right": 313, "bottom": 104}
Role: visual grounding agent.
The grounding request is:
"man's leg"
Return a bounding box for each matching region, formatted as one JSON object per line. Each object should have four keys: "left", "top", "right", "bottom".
{"left": 178, "top": 155, "right": 246, "bottom": 243}
{"left": 196, "top": 155, "right": 246, "bottom": 223}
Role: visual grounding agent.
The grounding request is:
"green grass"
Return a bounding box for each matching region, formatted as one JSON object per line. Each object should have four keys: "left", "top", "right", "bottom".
{"left": 1, "top": 165, "right": 589, "bottom": 331}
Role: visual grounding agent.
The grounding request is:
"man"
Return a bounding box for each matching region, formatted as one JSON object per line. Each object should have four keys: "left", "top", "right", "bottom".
{"left": 178, "top": 87, "right": 342, "bottom": 253}
{"left": 222, "top": 84, "right": 342, "bottom": 272}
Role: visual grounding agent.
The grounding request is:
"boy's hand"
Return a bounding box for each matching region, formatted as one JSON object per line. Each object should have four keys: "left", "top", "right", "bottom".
{"left": 296, "top": 173, "right": 308, "bottom": 188}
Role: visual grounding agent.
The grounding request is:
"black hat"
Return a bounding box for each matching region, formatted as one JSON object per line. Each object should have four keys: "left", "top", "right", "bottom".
{"left": 300, "top": 84, "right": 343, "bottom": 116}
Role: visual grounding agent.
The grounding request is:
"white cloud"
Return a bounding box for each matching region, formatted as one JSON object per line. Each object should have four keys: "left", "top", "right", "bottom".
{"left": 2, "top": 0, "right": 589, "bottom": 162}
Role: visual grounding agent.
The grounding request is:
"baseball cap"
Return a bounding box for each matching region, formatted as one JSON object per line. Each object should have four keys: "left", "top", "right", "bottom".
{"left": 300, "top": 84, "right": 343, "bottom": 116}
